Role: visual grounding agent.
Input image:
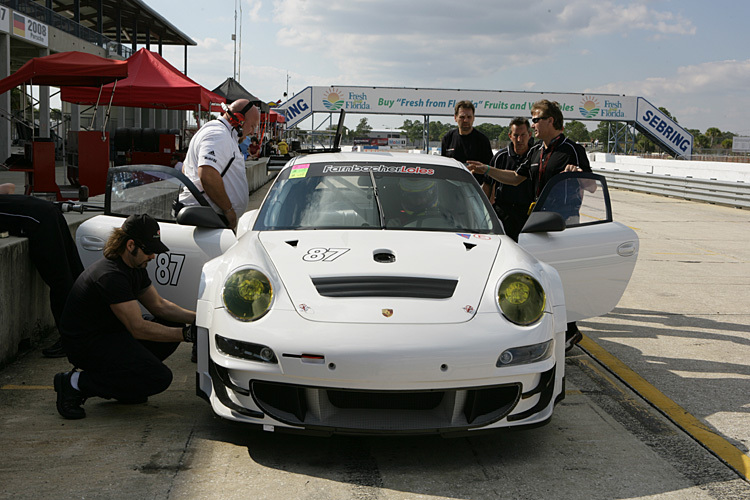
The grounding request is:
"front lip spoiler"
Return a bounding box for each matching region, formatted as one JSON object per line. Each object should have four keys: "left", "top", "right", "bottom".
{"left": 507, "top": 365, "right": 557, "bottom": 422}
{"left": 209, "top": 359, "right": 264, "bottom": 419}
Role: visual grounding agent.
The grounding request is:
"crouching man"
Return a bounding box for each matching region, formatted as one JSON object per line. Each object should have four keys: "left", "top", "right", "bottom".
{"left": 54, "top": 214, "right": 196, "bottom": 419}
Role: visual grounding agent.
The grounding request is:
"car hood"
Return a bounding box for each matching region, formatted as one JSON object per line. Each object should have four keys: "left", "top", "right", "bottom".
{"left": 258, "top": 230, "right": 501, "bottom": 324}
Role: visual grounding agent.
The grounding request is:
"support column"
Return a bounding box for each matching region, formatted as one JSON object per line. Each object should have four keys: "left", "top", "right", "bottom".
{"left": 70, "top": 104, "right": 81, "bottom": 131}
{"left": 158, "top": 109, "right": 167, "bottom": 128}
{"left": 145, "top": 108, "right": 155, "bottom": 128}
{"left": 0, "top": 33, "right": 11, "bottom": 161}
{"left": 38, "top": 49, "right": 50, "bottom": 139}
{"left": 167, "top": 110, "right": 179, "bottom": 130}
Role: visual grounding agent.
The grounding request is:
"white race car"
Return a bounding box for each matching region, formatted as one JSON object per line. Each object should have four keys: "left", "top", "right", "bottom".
{"left": 76, "top": 152, "right": 638, "bottom": 435}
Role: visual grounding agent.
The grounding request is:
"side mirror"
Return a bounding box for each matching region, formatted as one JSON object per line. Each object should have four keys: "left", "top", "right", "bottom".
{"left": 520, "top": 211, "right": 566, "bottom": 234}
{"left": 236, "top": 209, "right": 259, "bottom": 238}
{"left": 176, "top": 206, "right": 227, "bottom": 229}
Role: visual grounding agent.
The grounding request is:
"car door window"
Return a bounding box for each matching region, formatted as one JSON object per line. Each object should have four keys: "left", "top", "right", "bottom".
{"left": 533, "top": 172, "right": 610, "bottom": 228}
{"left": 106, "top": 165, "right": 210, "bottom": 222}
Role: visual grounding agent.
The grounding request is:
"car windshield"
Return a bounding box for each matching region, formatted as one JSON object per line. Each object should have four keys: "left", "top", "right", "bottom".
{"left": 254, "top": 161, "right": 501, "bottom": 233}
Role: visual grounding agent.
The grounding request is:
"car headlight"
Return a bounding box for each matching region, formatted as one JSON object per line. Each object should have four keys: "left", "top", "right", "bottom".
{"left": 497, "top": 273, "right": 545, "bottom": 325}
{"left": 222, "top": 268, "right": 273, "bottom": 321}
{"left": 497, "top": 340, "right": 553, "bottom": 367}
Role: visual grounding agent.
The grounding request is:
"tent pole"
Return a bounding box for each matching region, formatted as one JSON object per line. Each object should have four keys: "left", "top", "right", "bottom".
{"left": 90, "top": 84, "right": 105, "bottom": 130}
{"left": 101, "top": 80, "right": 117, "bottom": 140}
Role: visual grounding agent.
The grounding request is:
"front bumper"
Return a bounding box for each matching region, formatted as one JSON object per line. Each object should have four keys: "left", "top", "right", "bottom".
{"left": 196, "top": 306, "right": 566, "bottom": 434}
{"left": 206, "top": 358, "right": 559, "bottom": 434}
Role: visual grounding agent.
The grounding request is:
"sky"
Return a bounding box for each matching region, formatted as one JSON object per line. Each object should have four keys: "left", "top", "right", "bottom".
{"left": 147, "top": 0, "right": 750, "bottom": 135}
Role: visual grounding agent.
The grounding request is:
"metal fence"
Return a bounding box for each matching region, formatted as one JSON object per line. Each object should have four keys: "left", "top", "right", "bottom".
{"left": 597, "top": 169, "right": 750, "bottom": 210}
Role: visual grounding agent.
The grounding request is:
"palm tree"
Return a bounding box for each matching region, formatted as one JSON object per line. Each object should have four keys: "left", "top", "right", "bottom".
{"left": 705, "top": 127, "right": 722, "bottom": 148}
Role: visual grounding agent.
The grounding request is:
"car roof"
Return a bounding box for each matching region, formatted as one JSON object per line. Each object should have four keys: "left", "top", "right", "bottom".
{"left": 280, "top": 151, "right": 468, "bottom": 172}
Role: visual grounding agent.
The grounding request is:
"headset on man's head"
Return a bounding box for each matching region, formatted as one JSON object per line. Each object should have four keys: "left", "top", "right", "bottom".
{"left": 222, "top": 101, "right": 255, "bottom": 129}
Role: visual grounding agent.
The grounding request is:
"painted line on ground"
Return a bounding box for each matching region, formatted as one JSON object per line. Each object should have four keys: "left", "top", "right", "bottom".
{"left": 578, "top": 334, "right": 750, "bottom": 482}
{"left": 1, "top": 385, "right": 52, "bottom": 390}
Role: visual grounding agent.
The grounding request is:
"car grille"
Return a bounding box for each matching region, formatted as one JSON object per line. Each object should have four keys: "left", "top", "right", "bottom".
{"left": 249, "top": 380, "right": 522, "bottom": 433}
{"left": 311, "top": 276, "right": 458, "bottom": 298}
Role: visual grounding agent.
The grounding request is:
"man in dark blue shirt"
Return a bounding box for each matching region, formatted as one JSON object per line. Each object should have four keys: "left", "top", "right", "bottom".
{"left": 483, "top": 117, "right": 535, "bottom": 241}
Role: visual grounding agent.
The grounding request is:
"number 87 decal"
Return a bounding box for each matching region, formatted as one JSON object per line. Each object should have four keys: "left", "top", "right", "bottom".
{"left": 155, "top": 253, "right": 186, "bottom": 285}
{"left": 303, "top": 248, "right": 350, "bottom": 262}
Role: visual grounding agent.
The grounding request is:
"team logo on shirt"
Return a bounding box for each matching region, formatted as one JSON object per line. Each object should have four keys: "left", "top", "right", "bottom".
{"left": 579, "top": 96, "right": 600, "bottom": 119}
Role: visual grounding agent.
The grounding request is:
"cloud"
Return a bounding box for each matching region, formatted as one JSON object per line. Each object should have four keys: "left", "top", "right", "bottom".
{"left": 267, "top": 0, "right": 696, "bottom": 87}
{"left": 246, "top": 0, "right": 263, "bottom": 22}
{"left": 587, "top": 59, "right": 750, "bottom": 132}
{"left": 589, "top": 59, "right": 750, "bottom": 97}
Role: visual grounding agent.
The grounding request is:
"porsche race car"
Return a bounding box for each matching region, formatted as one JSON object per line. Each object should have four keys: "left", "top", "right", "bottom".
{"left": 75, "top": 152, "right": 638, "bottom": 435}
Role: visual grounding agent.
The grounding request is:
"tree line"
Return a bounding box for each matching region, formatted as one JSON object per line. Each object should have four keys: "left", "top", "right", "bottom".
{"left": 346, "top": 110, "right": 738, "bottom": 154}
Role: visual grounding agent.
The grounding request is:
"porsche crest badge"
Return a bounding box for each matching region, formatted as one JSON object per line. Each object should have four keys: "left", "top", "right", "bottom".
{"left": 382, "top": 309, "right": 394, "bottom": 318}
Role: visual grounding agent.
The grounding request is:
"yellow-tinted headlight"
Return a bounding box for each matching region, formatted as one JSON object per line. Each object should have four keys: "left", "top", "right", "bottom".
{"left": 222, "top": 269, "right": 273, "bottom": 322}
{"left": 497, "top": 273, "right": 545, "bottom": 325}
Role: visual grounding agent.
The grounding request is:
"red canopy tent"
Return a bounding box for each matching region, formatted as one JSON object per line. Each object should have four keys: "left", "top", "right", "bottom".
{"left": 61, "top": 48, "right": 224, "bottom": 111}
{"left": 0, "top": 51, "right": 129, "bottom": 200}
{"left": 266, "top": 109, "right": 285, "bottom": 123}
{"left": 0, "top": 51, "right": 128, "bottom": 94}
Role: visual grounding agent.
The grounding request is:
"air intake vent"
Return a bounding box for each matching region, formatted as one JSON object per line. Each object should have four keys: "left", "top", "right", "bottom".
{"left": 312, "top": 276, "right": 458, "bottom": 298}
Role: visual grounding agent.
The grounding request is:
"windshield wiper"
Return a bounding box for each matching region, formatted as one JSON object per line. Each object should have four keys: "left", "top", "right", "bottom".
{"left": 368, "top": 170, "right": 386, "bottom": 228}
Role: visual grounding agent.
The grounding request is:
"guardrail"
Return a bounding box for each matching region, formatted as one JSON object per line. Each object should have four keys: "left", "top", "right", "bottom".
{"left": 596, "top": 169, "right": 750, "bottom": 209}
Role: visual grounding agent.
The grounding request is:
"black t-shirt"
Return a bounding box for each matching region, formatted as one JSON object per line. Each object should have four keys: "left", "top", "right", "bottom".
{"left": 518, "top": 133, "right": 592, "bottom": 198}
{"left": 489, "top": 144, "right": 534, "bottom": 207}
{"left": 60, "top": 257, "right": 151, "bottom": 340}
{"left": 441, "top": 128, "right": 493, "bottom": 183}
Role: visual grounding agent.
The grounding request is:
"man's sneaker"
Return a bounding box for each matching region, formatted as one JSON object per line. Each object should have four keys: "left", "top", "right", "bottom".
{"left": 54, "top": 371, "right": 86, "bottom": 419}
{"left": 565, "top": 323, "right": 583, "bottom": 352}
{"left": 42, "top": 338, "right": 66, "bottom": 358}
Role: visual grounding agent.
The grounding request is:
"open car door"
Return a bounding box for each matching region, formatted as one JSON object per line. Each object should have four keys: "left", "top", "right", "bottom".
{"left": 518, "top": 172, "right": 638, "bottom": 322}
{"left": 75, "top": 165, "right": 238, "bottom": 310}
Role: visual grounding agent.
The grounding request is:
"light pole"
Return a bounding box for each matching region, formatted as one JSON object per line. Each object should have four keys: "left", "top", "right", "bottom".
{"left": 233, "top": 0, "right": 237, "bottom": 80}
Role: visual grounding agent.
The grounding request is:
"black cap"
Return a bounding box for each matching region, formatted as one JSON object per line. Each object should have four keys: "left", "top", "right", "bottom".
{"left": 121, "top": 214, "right": 169, "bottom": 254}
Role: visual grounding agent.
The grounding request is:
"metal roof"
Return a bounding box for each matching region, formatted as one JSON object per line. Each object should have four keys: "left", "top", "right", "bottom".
{"left": 45, "top": 0, "right": 195, "bottom": 46}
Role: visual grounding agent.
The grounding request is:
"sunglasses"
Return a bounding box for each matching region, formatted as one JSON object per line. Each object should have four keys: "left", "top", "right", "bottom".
{"left": 136, "top": 242, "right": 155, "bottom": 255}
{"left": 531, "top": 116, "right": 548, "bottom": 123}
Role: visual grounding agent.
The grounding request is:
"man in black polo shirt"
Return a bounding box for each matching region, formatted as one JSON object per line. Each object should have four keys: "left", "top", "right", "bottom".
{"left": 467, "top": 99, "right": 594, "bottom": 351}
{"left": 483, "top": 117, "right": 535, "bottom": 241}
{"left": 441, "top": 100, "right": 493, "bottom": 183}
{"left": 54, "top": 214, "right": 197, "bottom": 419}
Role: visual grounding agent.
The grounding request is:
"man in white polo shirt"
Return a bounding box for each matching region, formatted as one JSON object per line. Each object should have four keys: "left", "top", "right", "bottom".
{"left": 178, "top": 99, "right": 260, "bottom": 230}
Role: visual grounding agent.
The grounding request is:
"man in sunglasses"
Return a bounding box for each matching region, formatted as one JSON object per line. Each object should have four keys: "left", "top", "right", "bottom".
{"left": 53, "top": 214, "right": 196, "bottom": 419}
{"left": 467, "top": 99, "right": 593, "bottom": 351}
